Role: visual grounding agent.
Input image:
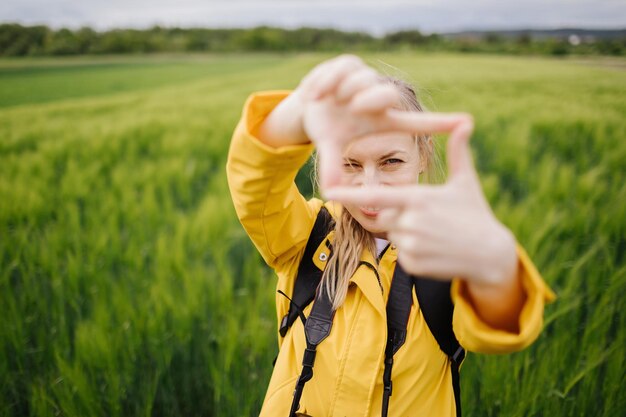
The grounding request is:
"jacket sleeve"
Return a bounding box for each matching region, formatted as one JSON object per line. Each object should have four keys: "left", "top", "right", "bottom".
{"left": 226, "top": 91, "right": 323, "bottom": 271}
{"left": 451, "top": 245, "right": 556, "bottom": 354}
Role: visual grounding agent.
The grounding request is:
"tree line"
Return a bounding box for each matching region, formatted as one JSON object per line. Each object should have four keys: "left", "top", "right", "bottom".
{"left": 1, "top": 23, "right": 624, "bottom": 57}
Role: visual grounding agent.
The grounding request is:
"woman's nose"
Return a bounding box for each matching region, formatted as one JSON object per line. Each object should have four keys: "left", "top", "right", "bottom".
{"left": 360, "top": 168, "right": 382, "bottom": 187}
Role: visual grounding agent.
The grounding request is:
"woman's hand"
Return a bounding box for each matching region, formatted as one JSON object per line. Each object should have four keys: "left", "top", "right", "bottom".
{"left": 325, "top": 117, "right": 517, "bottom": 285}
{"left": 259, "top": 55, "right": 467, "bottom": 190}
{"left": 257, "top": 55, "right": 389, "bottom": 150}
{"left": 325, "top": 117, "right": 525, "bottom": 331}
{"left": 297, "top": 55, "right": 401, "bottom": 189}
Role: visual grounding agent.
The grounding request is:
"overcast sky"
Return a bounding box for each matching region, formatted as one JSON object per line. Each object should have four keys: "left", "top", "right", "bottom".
{"left": 2, "top": 0, "right": 625, "bottom": 34}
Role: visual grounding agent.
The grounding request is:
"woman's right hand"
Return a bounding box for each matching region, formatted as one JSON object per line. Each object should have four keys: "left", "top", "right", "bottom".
{"left": 295, "top": 55, "right": 402, "bottom": 189}
{"left": 257, "top": 55, "right": 397, "bottom": 158}
{"left": 258, "top": 54, "right": 467, "bottom": 191}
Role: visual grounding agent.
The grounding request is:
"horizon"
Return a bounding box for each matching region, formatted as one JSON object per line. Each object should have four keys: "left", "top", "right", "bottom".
{"left": 1, "top": 0, "right": 625, "bottom": 36}
{"left": 2, "top": 20, "right": 625, "bottom": 36}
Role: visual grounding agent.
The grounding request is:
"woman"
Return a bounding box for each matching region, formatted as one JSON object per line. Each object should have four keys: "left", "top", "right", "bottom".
{"left": 226, "top": 55, "right": 554, "bottom": 417}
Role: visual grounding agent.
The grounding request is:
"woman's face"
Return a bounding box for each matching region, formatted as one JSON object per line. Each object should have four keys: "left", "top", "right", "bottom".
{"left": 340, "top": 132, "right": 422, "bottom": 238}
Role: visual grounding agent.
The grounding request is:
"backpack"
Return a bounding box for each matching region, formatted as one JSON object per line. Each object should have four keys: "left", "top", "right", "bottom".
{"left": 278, "top": 207, "right": 465, "bottom": 417}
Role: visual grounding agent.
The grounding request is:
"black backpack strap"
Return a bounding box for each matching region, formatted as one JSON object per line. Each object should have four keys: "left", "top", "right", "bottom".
{"left": 382, "top": 266, "right": 465, "bottom": 417}
{"left": 414, "top": 277, "right": 465, "bottom": 417}
{"left": 381, "top": 263, "right": 414, "bottom": 417}
{"left": 289, "top": 286, "right": 335, "bottom": 417}
{"left": 279, "top": 206, "right": 334, "bottom": 337}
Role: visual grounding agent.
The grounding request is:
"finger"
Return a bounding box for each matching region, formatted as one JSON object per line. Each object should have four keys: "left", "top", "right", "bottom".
{"left": 299, "top": 57, "right": 348, "bottom": 99}
{"left": 396, "top": 252, "right": 454, "bottom": 282}
{"left": 308, "top": 55, "right": 364, "bottom": 100}
{"left": 382, "top": 212, "right": 432, "bottom": 244}
{"left": 335, "top": 67, "right": 379, "bottom": 103}
{"left": 349, "top": 84, "right": 401, "bottom": 114}
{"left": 324, "top": 185, "right": 436, "bottom": 209}
{"left": 395, "top": 210, "right": 429, "bottom": 234}
{"left": 390, "top": 231, "right": 421, "bottom": 253}
{"left": 317, "top": 141, "right": 345, "bottom": 191}
{"left": 389, "top": 234, "right": 455, "bottom": 281}
{"left": 381, "top": 110, "right": 472, "bottom": 136}
{"left": 325, "top": 186, "right": 408, "bottom": 208}
{"left": 446, "top": 116, "right": 475, "bottom": 178}
{"left": 298, "top": 61, "right": 332, "bottom": 99}
{"left": 376, "top": 207, "right": 402, "bottom": 231}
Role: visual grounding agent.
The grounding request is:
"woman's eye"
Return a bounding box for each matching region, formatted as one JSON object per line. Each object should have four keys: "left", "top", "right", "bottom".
{"left": 383, "top": 158, "right": 404, "bottom": 165}
{"left": 343, "top": 162, "right": 361, "bottom": 170}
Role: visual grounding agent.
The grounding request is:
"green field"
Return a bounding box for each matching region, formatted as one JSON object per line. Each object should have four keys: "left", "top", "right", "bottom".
{"left": 1, "top": 53, "right": 624, "bottom": 416}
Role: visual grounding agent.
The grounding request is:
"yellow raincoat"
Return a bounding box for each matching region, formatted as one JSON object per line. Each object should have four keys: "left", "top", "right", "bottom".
{"left": 226, "top": 91, "right": 555, "bottom": 417}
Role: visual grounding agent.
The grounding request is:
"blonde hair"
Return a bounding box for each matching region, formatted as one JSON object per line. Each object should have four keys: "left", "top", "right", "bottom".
{"left": 314, "top": 76, "right": 442, "bottom": 310}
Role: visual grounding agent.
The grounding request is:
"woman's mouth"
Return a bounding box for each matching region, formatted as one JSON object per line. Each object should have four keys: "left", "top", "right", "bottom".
{"left": 359, "top": 206, "right": 380, "bottom": 217}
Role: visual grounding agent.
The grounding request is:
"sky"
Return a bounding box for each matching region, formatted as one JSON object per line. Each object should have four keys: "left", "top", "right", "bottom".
{"left": 1, "top": 0, "right": 625, "bottom": 35}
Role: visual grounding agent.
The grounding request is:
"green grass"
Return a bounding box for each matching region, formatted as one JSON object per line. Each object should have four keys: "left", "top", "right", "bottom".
{"left": 0, "top": 54, "right": 283, "bottom": 108}
{"left": 0, "top": 53, "right": 624, "bottom": 416}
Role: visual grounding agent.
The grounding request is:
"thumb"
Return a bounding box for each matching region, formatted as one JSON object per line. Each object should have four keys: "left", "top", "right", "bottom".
{"left": 317, "top": 141, "right": 344, "bottom": 192}
{"left": 376, "top": 207, "right": 401, "bottom": 231}
{"left": 446, "top": 116, "right": 475, "bottom": 179}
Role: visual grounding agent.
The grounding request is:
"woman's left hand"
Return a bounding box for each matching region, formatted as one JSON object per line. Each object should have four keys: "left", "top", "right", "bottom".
{"left": 325, "top": 117, "right": 518, "bottom": 291}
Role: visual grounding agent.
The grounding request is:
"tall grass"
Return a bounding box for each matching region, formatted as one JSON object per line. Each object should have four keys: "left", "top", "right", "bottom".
{"left": 0, "top": 53, "right": 624, "bottom": 416}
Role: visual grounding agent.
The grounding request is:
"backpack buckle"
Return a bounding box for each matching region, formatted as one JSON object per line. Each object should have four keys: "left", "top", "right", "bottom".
{"left": 279, "top": 314, "right": 289, "bottom": 337}
{"left": 452, "top": 346, "right": 465, "bottom": 364}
